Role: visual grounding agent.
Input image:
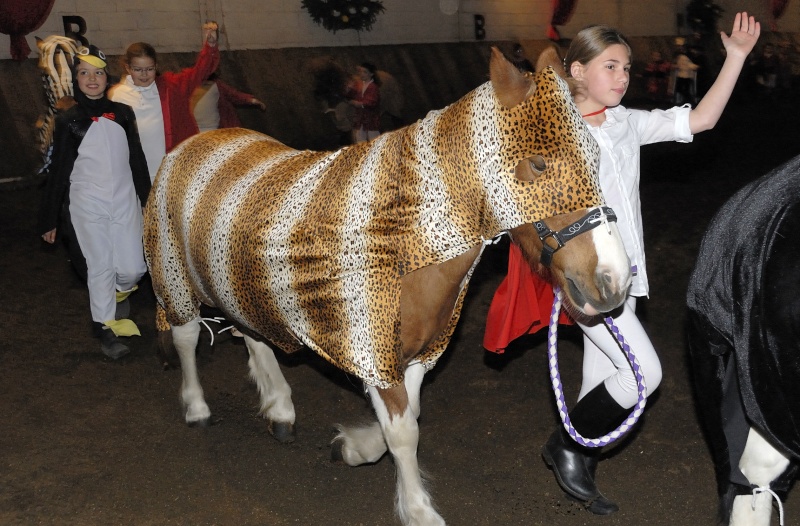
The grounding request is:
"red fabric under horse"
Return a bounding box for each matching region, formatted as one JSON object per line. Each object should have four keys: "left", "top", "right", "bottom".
{"left": 483, "top": 241, "right": 573, "bottom": 353}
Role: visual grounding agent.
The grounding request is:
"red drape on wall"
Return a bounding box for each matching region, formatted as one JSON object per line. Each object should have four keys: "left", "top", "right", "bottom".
{"left": 0, "top": 0, "right": 56, "bottom": 61}
{"left": 547, "top": 0, "right": 578, "bottom": 41}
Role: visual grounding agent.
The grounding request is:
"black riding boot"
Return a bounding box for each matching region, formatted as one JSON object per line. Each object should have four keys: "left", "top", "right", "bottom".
{"left": 93, "top": 322, "right": 130, "bottom": 360}
{"left": 542, "top": 383, "right": 629, "bottom": 515}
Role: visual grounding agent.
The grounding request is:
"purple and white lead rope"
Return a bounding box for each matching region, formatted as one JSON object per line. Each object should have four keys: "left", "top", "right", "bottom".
{"left": 548, "top": 286, "right": 648, "bottom": 447}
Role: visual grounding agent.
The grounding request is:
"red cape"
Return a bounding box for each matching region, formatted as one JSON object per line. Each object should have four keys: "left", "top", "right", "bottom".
{"left": 483, "top": 243, "right": 573, "bottom": 353}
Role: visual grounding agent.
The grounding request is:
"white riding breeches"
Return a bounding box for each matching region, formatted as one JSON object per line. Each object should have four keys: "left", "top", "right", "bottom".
{"left": 576, "top": 296, "right": 663, "bottom": 408}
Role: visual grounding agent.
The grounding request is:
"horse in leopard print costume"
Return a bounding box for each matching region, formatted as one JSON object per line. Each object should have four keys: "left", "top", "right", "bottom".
{"left": 144, "top": 47, "right": 631, "bottom": 525}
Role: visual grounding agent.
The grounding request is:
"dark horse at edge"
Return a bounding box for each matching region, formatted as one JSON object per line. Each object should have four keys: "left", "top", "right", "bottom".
{"left": 687, "top": 153, "right": 800, "bottom": 526}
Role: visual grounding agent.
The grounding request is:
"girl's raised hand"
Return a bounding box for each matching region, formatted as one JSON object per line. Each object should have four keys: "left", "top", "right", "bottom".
{"left": 203, "top": 21, "right": 219, "bottom": 47}
{"left": 721, "top": 12, "right": 760, "bottom": 59}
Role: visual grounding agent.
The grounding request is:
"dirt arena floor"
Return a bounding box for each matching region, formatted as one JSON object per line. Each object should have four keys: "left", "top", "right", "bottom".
{"left": 2, "top": 90, "right": 799, "bottom": 525}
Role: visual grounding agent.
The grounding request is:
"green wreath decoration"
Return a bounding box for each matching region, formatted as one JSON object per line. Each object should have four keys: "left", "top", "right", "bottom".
{"left": 301, "top": 0, "right": 385, "bottom": 33}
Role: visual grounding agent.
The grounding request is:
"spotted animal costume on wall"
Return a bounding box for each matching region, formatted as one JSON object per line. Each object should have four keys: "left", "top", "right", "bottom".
{"left": 36, "top": 35, "right": 79, "bottom": 174}
{"left": 145, "top": 66, "right": 603, "bottom": 389}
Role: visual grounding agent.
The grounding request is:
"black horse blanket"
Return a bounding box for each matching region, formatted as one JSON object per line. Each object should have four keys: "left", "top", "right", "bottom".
{"left": 687, "top": 153, "right": 800, "bottom": 491}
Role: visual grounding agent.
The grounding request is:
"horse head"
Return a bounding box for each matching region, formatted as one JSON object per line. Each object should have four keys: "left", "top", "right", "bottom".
{"left": 486, "top": 46, "right": 630, "bottom": 316}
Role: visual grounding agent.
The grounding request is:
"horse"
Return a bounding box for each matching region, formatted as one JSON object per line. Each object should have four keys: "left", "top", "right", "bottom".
{"left": 687, "top": 153, "right": 800, "bottom": 526}
{"left": 143, "top": 47, "right": 632, "bottom": 526}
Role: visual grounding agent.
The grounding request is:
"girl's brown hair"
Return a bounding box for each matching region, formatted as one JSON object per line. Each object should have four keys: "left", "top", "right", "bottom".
{"left": 564, "top": 25, "right": 632, "bottom": 77}
{"left": 122, "top": 42, "right": 158, "bottom": 67}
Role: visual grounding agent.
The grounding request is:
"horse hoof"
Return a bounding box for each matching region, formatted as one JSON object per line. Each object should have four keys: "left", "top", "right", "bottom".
{"left": 330, "top": 437, "right": 345, "bottom": 463}
{"left": 187, "top": 417, "right": 211, "bottom": 428}
{"left": 268, "top": 420, "right": 295, "bottom": 443}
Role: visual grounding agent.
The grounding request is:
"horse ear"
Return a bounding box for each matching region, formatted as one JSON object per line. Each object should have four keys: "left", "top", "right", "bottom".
{"left": 535, "top": 45, "right": 567, "bottom": 77}
{"left": 489, "top": 46, "right": 533, "bottom": 109}
{"left": 535, "top": 45, "right": 580, "bottom": 97}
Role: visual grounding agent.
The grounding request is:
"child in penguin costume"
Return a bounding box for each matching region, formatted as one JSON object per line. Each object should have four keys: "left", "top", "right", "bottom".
{"left": 38, "top": 44, "right": 151, "bottom": 359}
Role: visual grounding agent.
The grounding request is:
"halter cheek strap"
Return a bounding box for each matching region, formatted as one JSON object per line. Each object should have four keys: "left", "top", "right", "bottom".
{"left": 534, "top": 206, "right": 617, "bottom": 267}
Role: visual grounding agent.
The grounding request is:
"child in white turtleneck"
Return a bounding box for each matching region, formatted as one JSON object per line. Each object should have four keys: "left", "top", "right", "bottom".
{"left": 109, "top": 22, "right": 219, "bottom": 183}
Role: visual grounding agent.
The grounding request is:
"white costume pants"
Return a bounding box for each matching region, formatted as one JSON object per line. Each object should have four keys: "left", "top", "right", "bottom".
{"left": 70, "top": 194, "right": 146, "bottom": 324}
{"left": 68, "top": 118, "right": 147, "bottom": 326}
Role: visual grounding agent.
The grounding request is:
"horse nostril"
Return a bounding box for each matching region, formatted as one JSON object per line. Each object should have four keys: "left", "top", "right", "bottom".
{"left": 596, "top": 268, "right": 626, "bottom": 308}
{"left": 598, "top": 270, "right": 614, "bottom": 294}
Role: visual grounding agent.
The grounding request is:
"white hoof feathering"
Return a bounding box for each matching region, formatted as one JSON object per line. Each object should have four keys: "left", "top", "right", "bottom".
{"left": 245, "top": 336, "right": 295, "bottom": 425}
{"left": 333, "top": 421, "right": 387, "bottom": 465}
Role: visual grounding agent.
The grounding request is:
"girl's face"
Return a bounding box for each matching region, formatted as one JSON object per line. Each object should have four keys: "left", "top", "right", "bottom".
{"left": 573, "top": 44, "right": 631, "bottom": 108}
{"left": 126, "top": 56, "right": 157, "bottom": 87}
{"left": 75, "top": 61, "right": 108, "bottom": 99}
{"left": 356, "top": 66, "right": 372, "bottom": 82}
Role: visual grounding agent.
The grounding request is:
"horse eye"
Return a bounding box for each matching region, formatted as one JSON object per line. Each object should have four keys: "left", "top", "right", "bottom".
{"left": 514, "top": 154, "right": 547, "bottom": 182}
{"left": 529, "top": 155, "right": 547, "bottom": 173}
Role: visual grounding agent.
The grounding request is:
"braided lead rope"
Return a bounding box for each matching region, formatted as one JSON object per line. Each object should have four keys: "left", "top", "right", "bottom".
{"left": 548, "top": 286, "right": 648, "bottom": 447}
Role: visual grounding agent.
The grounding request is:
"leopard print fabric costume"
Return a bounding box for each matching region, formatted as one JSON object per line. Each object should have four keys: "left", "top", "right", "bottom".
{"left": 145, "top": 66, "right": 602, "bottom": 389}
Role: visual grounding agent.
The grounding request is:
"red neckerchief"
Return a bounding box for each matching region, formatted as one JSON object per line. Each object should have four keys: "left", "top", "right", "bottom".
{"left": 91, "top": 112, "right": 116, "bottom": 122}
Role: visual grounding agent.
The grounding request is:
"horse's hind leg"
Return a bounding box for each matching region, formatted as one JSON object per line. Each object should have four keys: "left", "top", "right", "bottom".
{"left": 172, "top": 318, "right": 211, "bottom": 426}
{"left": 332, "top": 362, "right": 425, "bottom": 466}
{"left": 244, "top": 336, "right": 296, "bottom": 443}
{"left": 370, "top": 363, "right": 444, "bottom": 526}
{"left": 729, "top": 427, "right": 791, "bottom": 526}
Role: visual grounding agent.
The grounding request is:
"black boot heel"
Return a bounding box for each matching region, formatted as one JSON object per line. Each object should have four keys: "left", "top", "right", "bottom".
{"left": 542, "top": 426, "right": 598, "bottom": 501}
{"left": 542, "top": 383, "right": 630, "bottom": 515}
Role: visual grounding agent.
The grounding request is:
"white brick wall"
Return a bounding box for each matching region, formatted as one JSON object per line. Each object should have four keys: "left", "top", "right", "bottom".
{"left": 1, "top": 0, "right": 797, "bottom": 60}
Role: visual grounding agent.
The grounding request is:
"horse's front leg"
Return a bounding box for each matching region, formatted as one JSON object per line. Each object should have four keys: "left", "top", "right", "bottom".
{"left": 332, "top": 361, "right": 425, "bottom": 465}
{"left": 729, "top": 427, "right": 791, "bottom": 526}
{"left": 244, "top": 336, "right": 296, "bottom": 443}
{"left": 370, "top": 363, "right": 444, "bottom": 526}
{"left": 172, "top": 318, "right": 210, "bottom": 426}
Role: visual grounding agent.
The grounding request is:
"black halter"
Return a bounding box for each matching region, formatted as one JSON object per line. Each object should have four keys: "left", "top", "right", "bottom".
{"left": 533, "top": 206, "right": 618, "bottom": 267}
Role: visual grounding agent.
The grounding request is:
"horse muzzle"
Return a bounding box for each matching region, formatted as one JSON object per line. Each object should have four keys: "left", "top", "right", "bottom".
{"left": 536, "top": 206, "right": 631, "bottom": 315}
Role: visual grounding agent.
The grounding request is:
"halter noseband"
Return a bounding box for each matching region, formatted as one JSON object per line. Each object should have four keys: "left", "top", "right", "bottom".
{"left": 533, "top": 206, "right": 617, "bottom": 267}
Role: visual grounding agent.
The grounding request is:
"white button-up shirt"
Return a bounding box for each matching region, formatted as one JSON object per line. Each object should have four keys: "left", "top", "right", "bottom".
{"left": 588, "top": 104, "right": 693, "bottom": 297}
